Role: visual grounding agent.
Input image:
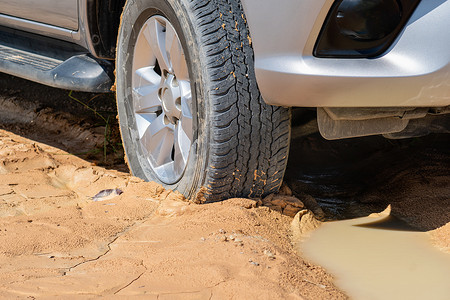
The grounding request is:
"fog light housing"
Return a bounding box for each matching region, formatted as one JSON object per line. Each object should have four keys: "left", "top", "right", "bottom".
{"left": 337, "top": 0, "right": 402, "bottom": 40}
{"left": 314, "top": 0, "right": 421, "bottom": 58}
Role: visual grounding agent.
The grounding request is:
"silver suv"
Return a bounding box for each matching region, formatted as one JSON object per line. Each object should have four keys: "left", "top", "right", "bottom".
{"left": 0, "top": 0, "right": 449, "bottom": 202}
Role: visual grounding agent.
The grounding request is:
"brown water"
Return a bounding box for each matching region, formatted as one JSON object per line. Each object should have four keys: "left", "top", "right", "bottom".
{"left": 299, "top": 211, "right": 450, "bottom": 300}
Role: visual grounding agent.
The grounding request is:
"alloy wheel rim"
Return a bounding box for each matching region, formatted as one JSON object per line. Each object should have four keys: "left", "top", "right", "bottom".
{"left": 131, "top": 15, "right": 193, "bottom": 184}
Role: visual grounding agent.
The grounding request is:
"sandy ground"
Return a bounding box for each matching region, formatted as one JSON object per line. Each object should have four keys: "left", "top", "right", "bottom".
{"left": 0, "top": 73, "right": 448, "bottom": 299}
{"left": 0, "top": 129, "right": 344, "bottom": 299}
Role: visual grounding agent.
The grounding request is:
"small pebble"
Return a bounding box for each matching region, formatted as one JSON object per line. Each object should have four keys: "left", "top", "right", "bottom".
{"left": 218, "top": 229, "right": 226, "bottom": 234}
{"left": 220, "top": 235, "right": 228, "bottom": 242}
{"left": 229, "top": 235, "right": 235, "bottom": 240}
{"left": 200, "top": 237, "right": 206, "bottom": 241}
{"left": 249, "top": 260, "right": 260, "bottom": 266}
{"left": 234, "top": 238, "right": 243, "bottom": 243}
{"left": 264, "top": 249, "right": 276, "bottom": 260}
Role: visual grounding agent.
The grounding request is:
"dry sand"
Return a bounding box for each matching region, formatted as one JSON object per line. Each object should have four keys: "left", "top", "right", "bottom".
{"left": 0, "top": 129, "right": 344, "bottom": 299}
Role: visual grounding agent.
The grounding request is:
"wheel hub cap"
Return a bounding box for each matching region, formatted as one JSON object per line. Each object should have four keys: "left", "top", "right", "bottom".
{"left": 159, "top": 74, "right": 181, "bottom": 124}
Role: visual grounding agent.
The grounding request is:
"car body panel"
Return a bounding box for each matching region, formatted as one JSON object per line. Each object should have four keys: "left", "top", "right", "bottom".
{"left": 0, "top": 0, "right": 78, "bottom": 30}
{"left": 0, "top": 0, "right": 448, "bottom": 108}
{"left": 0, "top": 0, "right": 96, "bottom": 56}
{"left": 241, "top": 0, "right": 450, "bottom": 107}
{"left": 0, "top": 14, "right": 76, "bottom": 43}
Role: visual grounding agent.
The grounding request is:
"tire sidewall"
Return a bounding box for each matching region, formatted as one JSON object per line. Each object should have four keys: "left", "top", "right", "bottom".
{"left": 116, "top": 0, "right": 209, "bottom": 197}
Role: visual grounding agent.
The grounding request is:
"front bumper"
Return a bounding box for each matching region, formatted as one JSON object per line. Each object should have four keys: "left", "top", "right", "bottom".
{"left": 241, "top": 0, "right": 450, "bottom": 107}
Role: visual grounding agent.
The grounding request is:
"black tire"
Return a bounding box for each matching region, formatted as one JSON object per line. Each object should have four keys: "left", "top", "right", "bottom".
{"left": 116, "top": 0, "right": 290, "bottom": 202}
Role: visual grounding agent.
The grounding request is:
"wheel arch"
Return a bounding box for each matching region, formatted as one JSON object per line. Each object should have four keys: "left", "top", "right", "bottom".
{"left": 85, "top": 0, "right": 126, "bottom": 59}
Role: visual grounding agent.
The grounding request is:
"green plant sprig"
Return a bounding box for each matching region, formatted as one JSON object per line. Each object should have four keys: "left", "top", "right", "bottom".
{"left": 67, "top": 91, "right": 119, "bottom": 162}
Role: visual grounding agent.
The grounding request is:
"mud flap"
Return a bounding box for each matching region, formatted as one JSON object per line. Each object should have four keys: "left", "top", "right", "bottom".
{"left": 317, "top": 107, "right": 409, "bottom": 140}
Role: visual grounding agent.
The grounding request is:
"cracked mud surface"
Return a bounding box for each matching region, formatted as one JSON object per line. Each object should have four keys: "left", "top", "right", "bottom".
{"left": 0, "top": 131, "right": 343, "bottom": 299}
{"left": 0, "top": 73, "right": 448, "bottom": 299}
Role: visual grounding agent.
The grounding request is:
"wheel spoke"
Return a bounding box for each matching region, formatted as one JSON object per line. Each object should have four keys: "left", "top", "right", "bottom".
{"left": 173, "top": 125, "right": 184, "bottom": 175}
{"left": 180, "top": 115, "right": 193, "bottom": 142}
{"left": 133, "top": 86, "right": 161, "bottom": 113}
{"left": 166, "top": 25, "right": 189, "bottom": 81}
{"left": 179, "top": 81, "right": 193, "bottom": 142}
{"left": 179, "top": 80, "right": 193, "bottom": 119}
{"left": 143, "top": 18, "right": 171, "bottom": 72}
{"left": 135, "top": 113, "right": 154, "bottom": 139}
{"left": 134, "top": 66, "right": 161, "bottom": 86}
{"left": 140, "top": 113, "right": 174, "bottom": 165}
{"left": 153, "top": 128, "right": 175, "bottom": 166}
{"left": 133, "top": 37, "right": 155, "bottom": 71}
{"left": 148, "top": 114, "right": 171, "bottom": 140}
{"left": 165, "top": 23, "right": 177, "bottom": 63}
{"left": 173, "top": 54, "right": 189, "bottom": 81}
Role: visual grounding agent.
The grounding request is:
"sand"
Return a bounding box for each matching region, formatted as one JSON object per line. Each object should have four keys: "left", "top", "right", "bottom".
{"left": 0, "top": 129, "right": 344, "bottom": 299}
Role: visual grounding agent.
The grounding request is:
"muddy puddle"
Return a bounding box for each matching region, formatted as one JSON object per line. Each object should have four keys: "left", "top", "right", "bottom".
{"left": 298, "top": 209, "right": 450, "bottom": 300}
{"left": 287, "top": 113, "right": 450, "bottom": 299}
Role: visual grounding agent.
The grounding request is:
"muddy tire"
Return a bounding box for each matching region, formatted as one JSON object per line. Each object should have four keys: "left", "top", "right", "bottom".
{"left": 116, "top": 0, "right": 290, "bottom": 202}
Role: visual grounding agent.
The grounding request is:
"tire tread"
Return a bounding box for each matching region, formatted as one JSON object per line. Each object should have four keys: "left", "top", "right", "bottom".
{"left": 190, "top": 0, "right": 290, "bottom": 201}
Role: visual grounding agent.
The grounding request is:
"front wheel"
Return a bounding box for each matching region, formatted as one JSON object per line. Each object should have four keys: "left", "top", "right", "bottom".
{"left": 116, "top": 0, "right": 290, "bottom": 202}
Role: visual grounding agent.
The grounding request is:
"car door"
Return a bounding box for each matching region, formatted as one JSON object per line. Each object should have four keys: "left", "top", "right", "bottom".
{"left": 0, "top": 0, "right": 78, "bottom": 30}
